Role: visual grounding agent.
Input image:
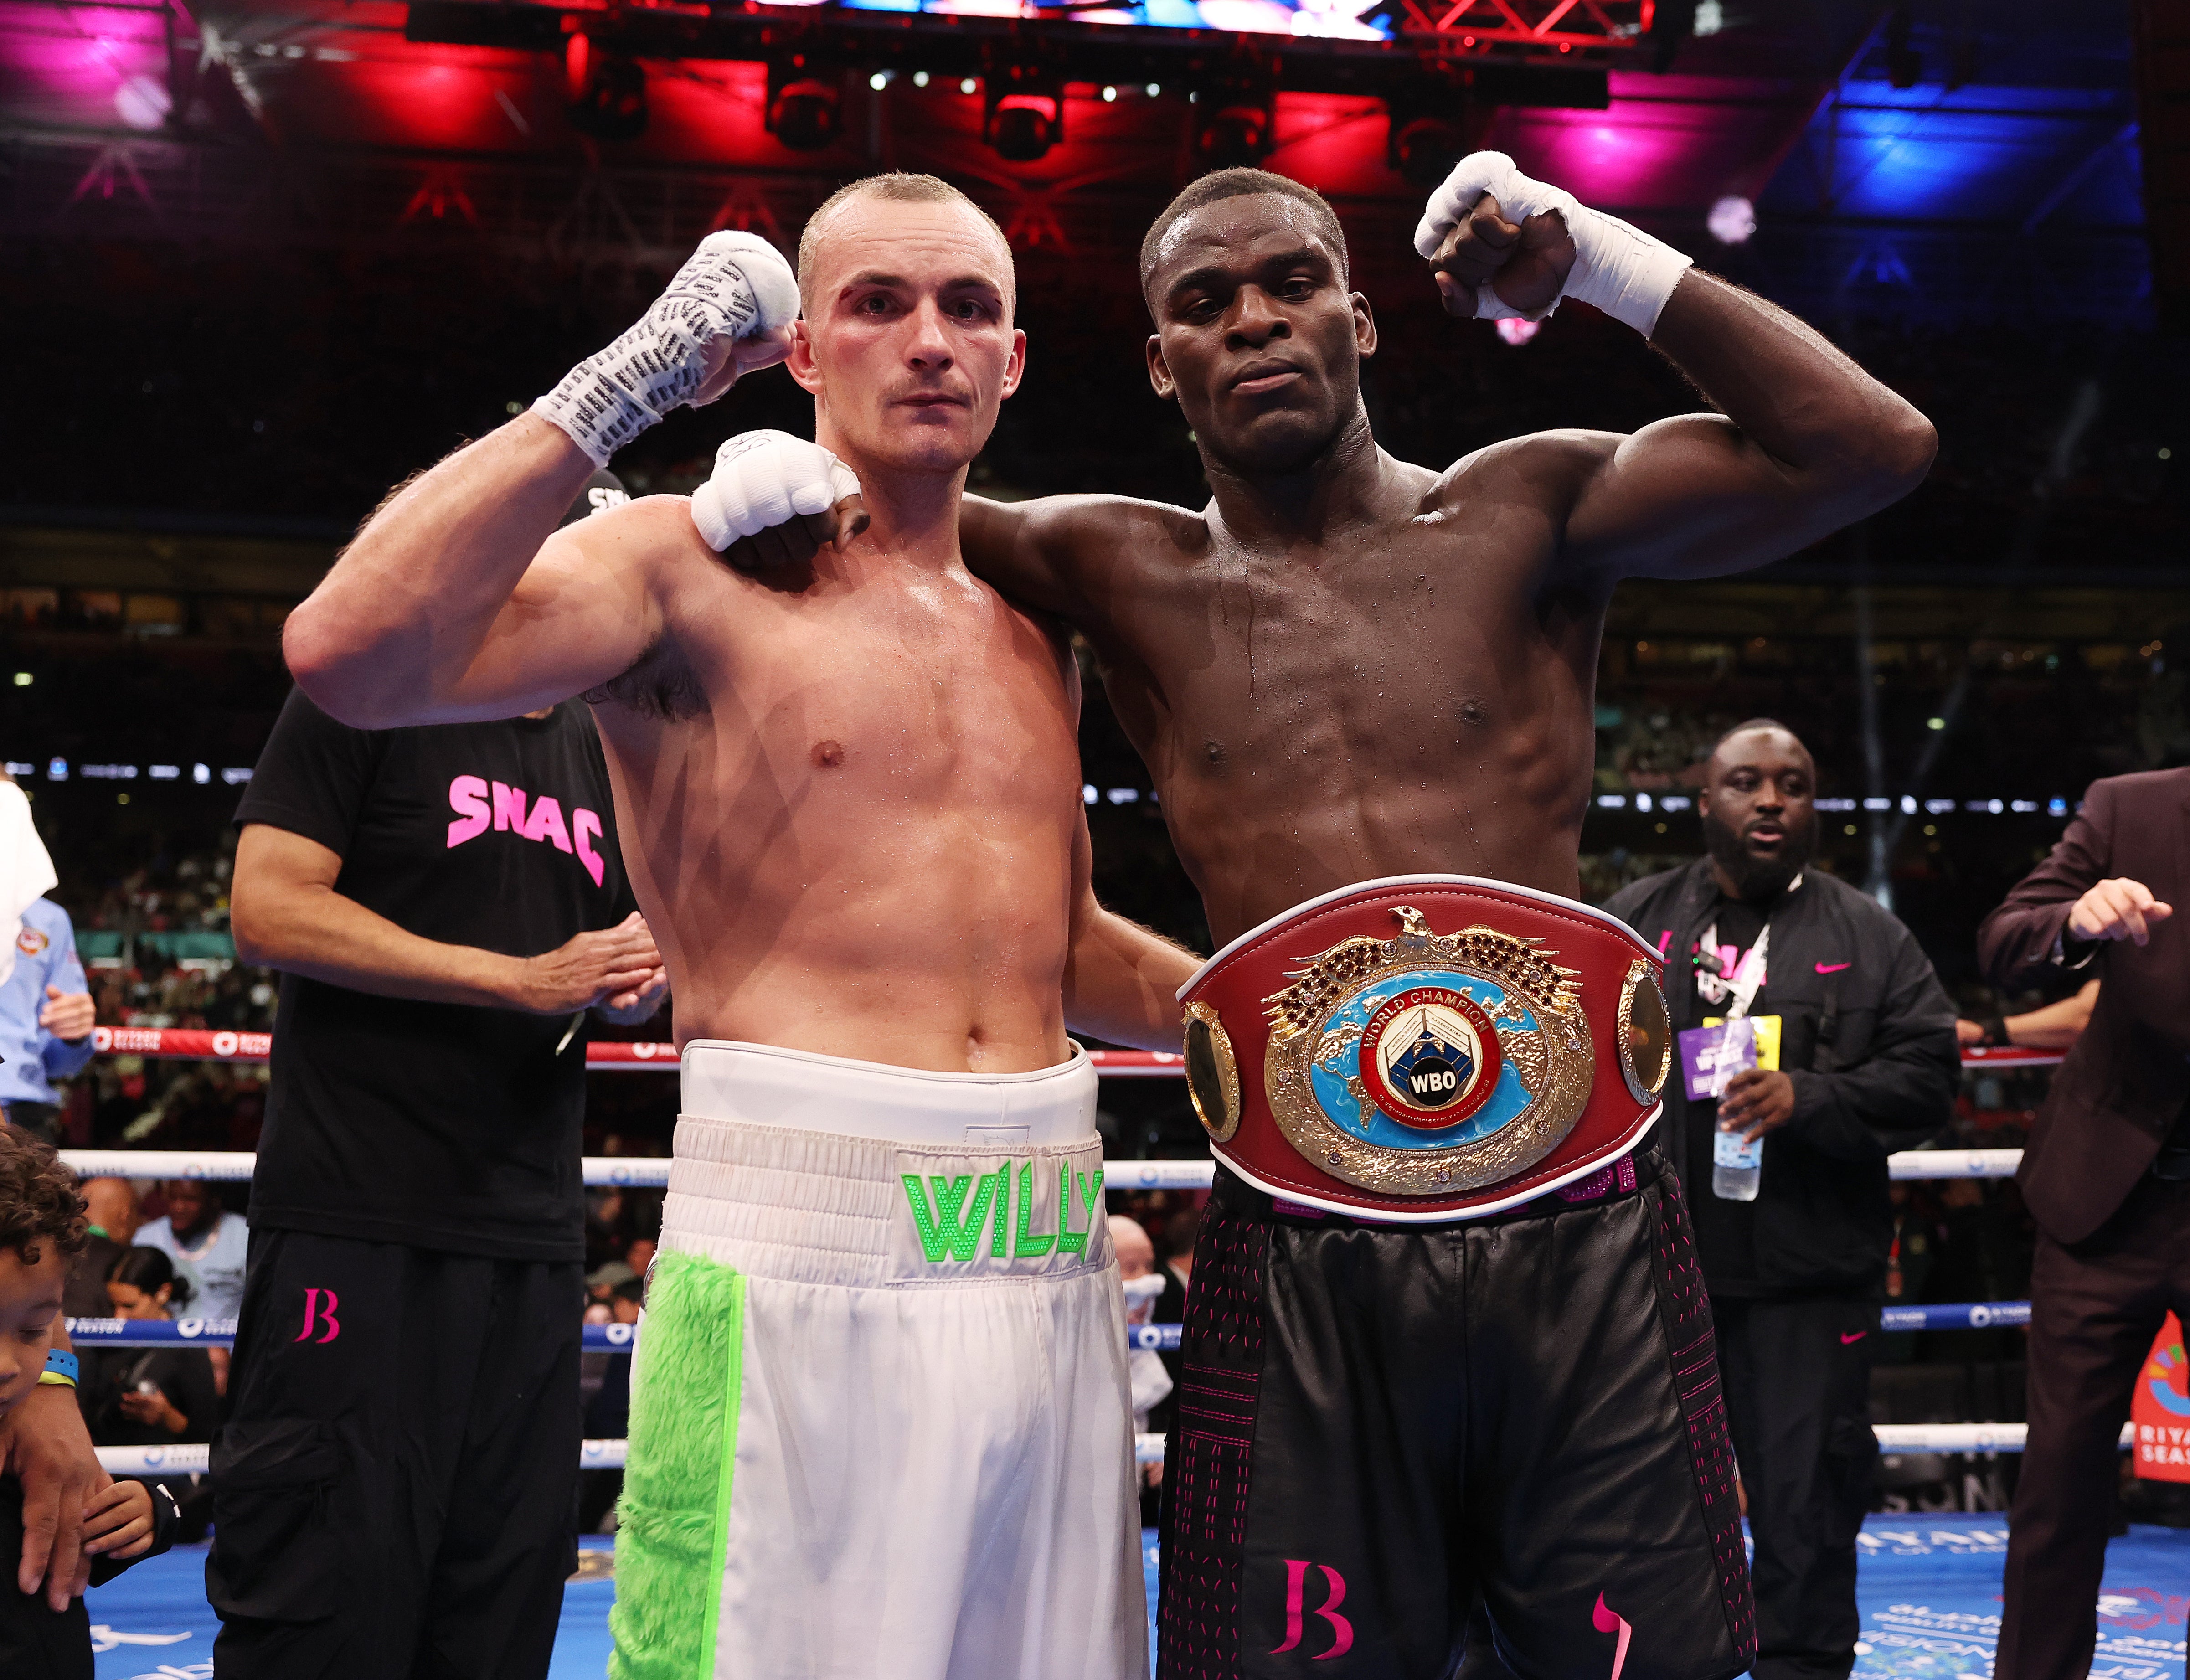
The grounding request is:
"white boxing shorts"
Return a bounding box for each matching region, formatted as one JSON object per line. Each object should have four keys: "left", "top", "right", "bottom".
{"left": 608, "top": 1039, "right": 1147, "bottom": 1680}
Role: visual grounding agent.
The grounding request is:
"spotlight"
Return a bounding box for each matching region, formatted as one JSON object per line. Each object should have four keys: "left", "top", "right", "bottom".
{"left": 113, "top": 73, "right": 171, "bottom": 132}
{"left": 961, "top": 77, "right": 978, "bottom": 95}
{"left": 1146, "top": 83, "right": 1161, "bottom": 97}
{"left": 984, "top": 62, "right": 1063, "bottom": 162}
{"left": 913, "top": 71, "right": 930, "bottom": 88}
{"left": 1706, "top": 195, "right": 1756, "bottom": 245}
{"left": 1192, "top": 80, "right": 1273, "bottom": 169}
{"left": 565, "top": 35, "right": 647, "bottom": 141}
{"left": 767, "top": 59, "right": 842, "bottom": 152}
{"left": 869, "top": 72, "right": 889, "bottom": 92}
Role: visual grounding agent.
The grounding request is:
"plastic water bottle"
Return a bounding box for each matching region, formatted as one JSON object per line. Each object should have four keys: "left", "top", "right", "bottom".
{"left": 1713, "top": 1126, "right": 1763, "bottom": 1201}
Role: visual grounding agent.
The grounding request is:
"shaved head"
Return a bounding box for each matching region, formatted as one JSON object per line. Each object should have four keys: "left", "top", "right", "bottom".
{"left": 799, "top": 172, "right": 1015, "bottom": 315}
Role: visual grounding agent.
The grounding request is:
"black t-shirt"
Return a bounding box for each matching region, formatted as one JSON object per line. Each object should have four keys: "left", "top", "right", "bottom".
{"left": 235, "top": 691, "right": 635, "bottom": 1260}
{"left": 1687, "top": 897, "right": 1770, "bottom": 1293}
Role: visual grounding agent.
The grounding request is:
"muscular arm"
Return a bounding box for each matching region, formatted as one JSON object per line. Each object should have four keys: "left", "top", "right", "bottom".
{"left": 1553, "top": 271, "right": 1937, "bottom": 581}
{"left": 961, "top": 494, "right": 1187, "bottom": 624}
{"left": 231, "top": 824, "right": 662, "bottom": 1014}
{"left": 1061, "top": 809, "right": 1198, "bottom": 1051}
{"left": 282, "top": 419, "right": 669, "bottom": 728}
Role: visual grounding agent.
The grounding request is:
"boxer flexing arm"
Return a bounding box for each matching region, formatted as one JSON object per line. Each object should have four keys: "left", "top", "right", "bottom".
{"left": 1417, "top": 155, "right": 1936, "bottom": 580}
{"left": 284, "top": 235, "right": 822, "bottom": 727}
{"left": 959, "top": 155, "right": 1932, "bottom": 608}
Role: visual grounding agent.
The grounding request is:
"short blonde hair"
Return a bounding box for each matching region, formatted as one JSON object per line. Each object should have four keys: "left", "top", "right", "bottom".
{"left": 797, "top": 173, "right": 1015, "bottom": 311}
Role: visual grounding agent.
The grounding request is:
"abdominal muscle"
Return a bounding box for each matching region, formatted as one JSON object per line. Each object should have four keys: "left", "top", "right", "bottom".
{"left": 593, "top": 667, "right": 1082, "bottom": 1077}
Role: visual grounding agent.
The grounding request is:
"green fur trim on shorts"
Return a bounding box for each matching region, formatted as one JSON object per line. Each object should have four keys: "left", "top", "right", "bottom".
{"left": 608, "top": 1250, "right": 748, "bottom": 1680}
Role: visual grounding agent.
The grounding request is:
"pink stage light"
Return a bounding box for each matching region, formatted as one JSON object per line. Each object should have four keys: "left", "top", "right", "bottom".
{"left": 113, "top": 72, "right": 169, "bottom": 131}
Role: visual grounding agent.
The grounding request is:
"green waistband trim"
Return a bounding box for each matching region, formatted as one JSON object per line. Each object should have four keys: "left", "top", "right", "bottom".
{"left": 608, "top": 1250, "right": 748, "bottom": 1680}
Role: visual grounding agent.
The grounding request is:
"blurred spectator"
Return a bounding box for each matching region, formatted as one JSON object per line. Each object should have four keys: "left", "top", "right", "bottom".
{"left": 1111, "top": 1215, "right": 1171, "bottom": 1524}
{"left": 1956, "top": 979, "right": 2099, "bottom": 1052}
{"left": 624, "top": 1237, "right": 656, "bottom": 1282}
{"left": 63, "top": 1178, "right": 140, "bottom": 1320}
{"left": 587, "top": 1261, "right": 636, "bottom": 1309}
{"left": 0, "top": 892, "right": 96, "bottom": 1144}
{"left": 1157, "top": 1205, "right": 1197, "bottom": 1320}
{"left": 89, "top": 1248, "right": 218, "bottom": 1445}
{"left": 137, "top": 1179, "right": 248, "bottom": 1324}
{"left": 88, "top": 1246, "right": 219, "bottom": 1537}
{"left": 577, "top": 1278, "right": 644, "bottom": 1535}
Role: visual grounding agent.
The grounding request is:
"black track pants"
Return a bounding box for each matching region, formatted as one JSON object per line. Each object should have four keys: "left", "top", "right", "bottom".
{"left": 207, "top": 1229, "right": 582, "bottom": 1680}
{"left": 1711, "top": 1294, "right": 1879, "bottom": 1680}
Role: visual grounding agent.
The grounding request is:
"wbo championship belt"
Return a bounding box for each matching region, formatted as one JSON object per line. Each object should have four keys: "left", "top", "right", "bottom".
{"left": 1178, "top": 874, "right": 1672, "bottom": 1221}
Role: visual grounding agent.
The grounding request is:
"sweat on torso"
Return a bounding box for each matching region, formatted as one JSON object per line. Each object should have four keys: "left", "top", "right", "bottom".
{"left": 593, "top": 552, "right": 1087, "bottom": 1070}
{"left": 1081, "top": 502, "right": 1608, "bottom": 942}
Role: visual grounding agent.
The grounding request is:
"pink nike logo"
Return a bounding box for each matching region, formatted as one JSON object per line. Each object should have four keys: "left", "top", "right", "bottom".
{"left": 1840, "top": 1331, "right": 1868, "bottom": 1344}
{"left": 1815, "top": 961, "right": 1852, "bottom": 974}
{"left": 1592, "top": 1592, "right": 1633, "bottom": 1680}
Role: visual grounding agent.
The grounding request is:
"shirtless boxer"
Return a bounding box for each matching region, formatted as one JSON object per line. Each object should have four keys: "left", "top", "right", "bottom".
{"left": 281, "top": 174, "right": 1191, "bottom": 1680}
{"left": 697, "top": 159, "right": 1934, "bottom": 1679}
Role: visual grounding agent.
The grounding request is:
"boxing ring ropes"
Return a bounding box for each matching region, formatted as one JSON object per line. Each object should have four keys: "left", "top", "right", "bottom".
{"left": 63, "top": 1028, "right": 2073, "bottom": 1477}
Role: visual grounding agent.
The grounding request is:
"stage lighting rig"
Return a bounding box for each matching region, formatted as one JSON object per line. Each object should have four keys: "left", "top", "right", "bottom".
{"left": 1192, "top": 78, "right": 1274, "bottom": 170}
{"left": 565, "top": 33, "right": 647, "bottom": 141}
{"left": 766, "top": 57, "right": 843, "bottom": 152}
{"left": 983, "top": 61, "right": 1064, "bottom": 163}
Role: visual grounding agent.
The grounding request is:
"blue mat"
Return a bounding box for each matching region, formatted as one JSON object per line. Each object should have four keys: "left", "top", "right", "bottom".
{"left": 77, "top": 1516, "right": 2190, "bottom": 1679}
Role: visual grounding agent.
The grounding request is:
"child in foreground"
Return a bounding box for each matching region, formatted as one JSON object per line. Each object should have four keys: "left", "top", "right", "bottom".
{"left": 0, "top": 1125, "right": 177, "bottom": 1677}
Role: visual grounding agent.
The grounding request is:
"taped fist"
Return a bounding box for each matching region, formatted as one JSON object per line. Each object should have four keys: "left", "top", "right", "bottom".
{"left": 1414, "top": 151, "right": 1693, "bottom": 339}
{"left": 691, "top": 431, "right": 869, "bottom": 570}
{"left": 535, "top": 232, "right": 801, "bottom": 468}
{"left": 1416, "top": 154, "right": 1578, "bottom": 323}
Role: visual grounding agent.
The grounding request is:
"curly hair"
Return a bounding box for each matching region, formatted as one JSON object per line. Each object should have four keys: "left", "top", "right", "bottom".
{"left": 0, "top": 1128, "right": 88, "bottom": 1268}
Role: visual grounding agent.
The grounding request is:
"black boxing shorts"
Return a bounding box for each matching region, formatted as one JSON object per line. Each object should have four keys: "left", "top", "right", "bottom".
{"left": 1156, "top": 1150, "right": 1755, "bottom": 1680}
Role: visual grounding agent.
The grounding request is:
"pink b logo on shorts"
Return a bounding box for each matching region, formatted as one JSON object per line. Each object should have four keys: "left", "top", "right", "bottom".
{"left": 294, "top": 1288, "right": 340, "bottom": 1344}
{"left": 1272, "top": 1560, "right": 1354, "bottom": 1659}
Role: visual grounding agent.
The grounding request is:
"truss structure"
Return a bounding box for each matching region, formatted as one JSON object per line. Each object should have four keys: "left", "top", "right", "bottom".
{"left": 1393, "top": 0, "right": 1648, "bottom": 57}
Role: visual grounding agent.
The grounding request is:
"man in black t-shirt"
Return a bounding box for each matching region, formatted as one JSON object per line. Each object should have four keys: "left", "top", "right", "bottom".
{"left": 1603, "top": 721, "right": 1958, "bottom": 1680}
{"left": 207, "top": 477, "right": 665, "bottom": 1680}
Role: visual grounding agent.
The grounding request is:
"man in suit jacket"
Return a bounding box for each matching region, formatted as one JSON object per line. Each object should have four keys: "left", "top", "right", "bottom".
{"left": 1978, "top": 765, "right": 2190, "bottom": 1680}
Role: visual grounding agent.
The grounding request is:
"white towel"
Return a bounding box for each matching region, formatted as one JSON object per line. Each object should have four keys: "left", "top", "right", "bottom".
{"left": 0, "top": 780, "right": 58, "bottom": 992}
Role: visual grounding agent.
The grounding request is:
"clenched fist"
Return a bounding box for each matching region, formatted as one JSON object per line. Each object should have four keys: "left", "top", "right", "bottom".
{"left": 1427, "top": 193, "right": 1578, "bottom": 322}
{"left": 691, "top": 430, "right": 869, "bottom": 571}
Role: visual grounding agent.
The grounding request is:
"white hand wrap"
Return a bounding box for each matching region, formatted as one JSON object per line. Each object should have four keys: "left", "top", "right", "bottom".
{"left": 690, "top": 430, "right": 862, "bottom": 553}
{"left": 533, "top": 232, "right": 800, "bottom": 468}
{"left": 1413, "top": 151, "right": 1693, "bottom": 339}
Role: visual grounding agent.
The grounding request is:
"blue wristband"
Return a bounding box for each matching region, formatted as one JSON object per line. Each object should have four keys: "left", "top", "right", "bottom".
{"left": 43, "top": 1348, "right": 79, "bottom": 1385}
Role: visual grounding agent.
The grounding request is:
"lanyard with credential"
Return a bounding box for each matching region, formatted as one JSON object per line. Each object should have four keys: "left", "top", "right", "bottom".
{"left": 1696, "top": 922, "right": 1769, "bottom": 1022}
